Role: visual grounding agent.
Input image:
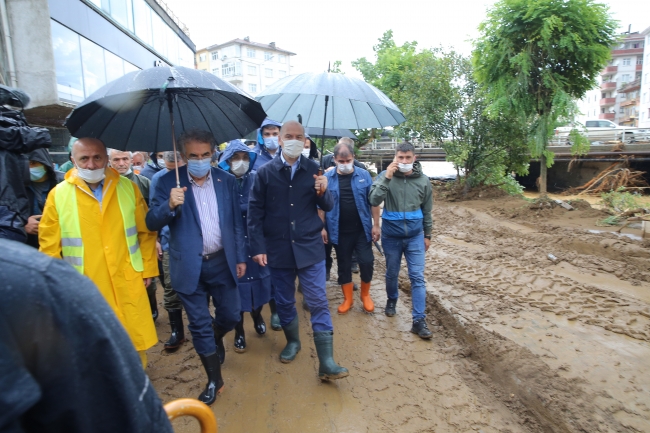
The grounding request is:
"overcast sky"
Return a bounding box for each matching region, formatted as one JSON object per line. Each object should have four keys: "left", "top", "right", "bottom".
{"left": 164, "top": 0, "right": 650, "bottom": 78}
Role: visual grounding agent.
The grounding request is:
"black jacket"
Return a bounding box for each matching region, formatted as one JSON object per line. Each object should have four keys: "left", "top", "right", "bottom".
{"left": 25, "top": 148, "right": 64, "bottom": 248}
{"left": 0, "top": 239, "right": 173, "bottom": 433}
{"left": 0, "top": 107, "right": 51, "bottom": 240}
{"left": 248, "top": 155, "right": 333, "bottom": 269}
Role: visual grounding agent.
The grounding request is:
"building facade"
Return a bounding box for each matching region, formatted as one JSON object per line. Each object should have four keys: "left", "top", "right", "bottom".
{"left": 577, "top": 31, "right": 645, "bottom": 127}
{"left": 639, "top": 27, "right": 650, "bottom": 128}
{"left": 0, "top": 0, "right": 195, "bottom": 157}
{"left": 195, "top": 37, "right": 295, "bottom": 96}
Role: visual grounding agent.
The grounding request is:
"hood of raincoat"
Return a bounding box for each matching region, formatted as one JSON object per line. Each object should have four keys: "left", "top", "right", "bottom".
{"left": 218, "top": 140, "right": 256, "bottom": 175}
{"left": 256, "top": 118, "right": 282, "bottom": 147}
{"left": 27, "top": 148, "right": 63, "bottom": 184}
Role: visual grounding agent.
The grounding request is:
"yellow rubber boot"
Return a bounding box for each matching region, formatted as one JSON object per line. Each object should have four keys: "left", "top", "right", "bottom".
{"left": 360, "top": 281, "right": 375, "bottom": 313}
{"left": 337, "top": 283, "right": 355, "bottom": 314}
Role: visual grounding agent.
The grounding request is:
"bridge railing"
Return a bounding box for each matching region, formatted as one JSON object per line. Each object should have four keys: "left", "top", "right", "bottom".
{"left": 363, "top": 139, "right": 445, "bottom": 150}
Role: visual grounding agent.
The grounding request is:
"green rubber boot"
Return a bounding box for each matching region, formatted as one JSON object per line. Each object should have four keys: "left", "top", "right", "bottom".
{"left": 269, "top": 299, "right": 282, "bottom": 331}
{"left": 280, "top": 316, "right": 301, "bottom": 363}
{"left": 314, "top": 331, "right": 349, "bottom": 380}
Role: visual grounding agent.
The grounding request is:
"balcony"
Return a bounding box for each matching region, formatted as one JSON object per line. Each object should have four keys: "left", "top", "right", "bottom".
{"left": 620, "top": 98, "right": 639, "bottom": 108}
{"left": 637, "top": 64, "right": 643, "bottom": 71}
{"left": 612, "top": 48, "right": 644, "bottom": 56}
{"left": 599, "top": 97, "right": 616, "bottom": 106}
{"left": 601, "top": 81, "right": 616, "bottom": 90}
{"left": 599, "top": 112, "right": 615, "bottom": 120}
{"left": 601, "top": 65, "right": 618, "bottom": 75}
{"left": 618, "top": 79, "right": 641, "bottom": 93}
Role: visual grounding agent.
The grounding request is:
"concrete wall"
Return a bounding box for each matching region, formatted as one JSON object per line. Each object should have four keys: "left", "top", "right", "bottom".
{"left": 6, "top": 0, "right": 58, "bottom": 108}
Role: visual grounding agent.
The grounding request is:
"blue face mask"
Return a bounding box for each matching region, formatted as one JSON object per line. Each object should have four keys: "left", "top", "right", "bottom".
{"left": 263, "top": 136, "right": 279, "bottom": 150}
{"left": 30, "top": 166, "right": 46, "bottom": 181}
{"left": 187, "top": 158, "right": 212, "bottom": 178}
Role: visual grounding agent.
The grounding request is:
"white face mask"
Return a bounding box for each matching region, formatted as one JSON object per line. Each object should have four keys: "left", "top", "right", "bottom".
{"left": 157, "top": 158, "right": 166, "bottom": 167}
{"left": 338, "top": 162, "right": 354, "bottom": 174}
{"left": 76, "top": 165, "right": 106, "bottom": 183}
{"left": 398, "top": 163, "right": 413, "bottom": 173}
{"left": 264, "top": 136, "right": 279, "bottom": 150}
{"left": 230, "top": 159, "right": 249, "bottom": 177}
{"left": 282, "top": 139, "right": 305, "bottom": 159}
{"left": 301, "top": 148, "right": 311, "bottom": 158}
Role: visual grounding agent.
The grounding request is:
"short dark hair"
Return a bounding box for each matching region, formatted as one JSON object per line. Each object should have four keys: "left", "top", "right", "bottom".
{"left": 395, "top": 142, "right": 415, "bottom": 154}
{"left": 178, "top": 129, "right": 216, "bottom": 154}
{"left": 261, "top": 124, "right": 280, "bottom": 133}
{"left": 333, "top": 142, "right": 354, "bottom": 158}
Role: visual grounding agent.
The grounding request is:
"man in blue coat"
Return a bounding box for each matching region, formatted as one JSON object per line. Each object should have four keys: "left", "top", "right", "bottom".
{"left": 146, "top": 130, "right": 247, "bottom": 406}
{"left": 218, "top": 140, "right": 270, "bottom": 353}
{"left": 248, "top": 120, "right": 348, "bottom": 381}
{"left": 252, "top": 118, "right": 282, "bottom": 170}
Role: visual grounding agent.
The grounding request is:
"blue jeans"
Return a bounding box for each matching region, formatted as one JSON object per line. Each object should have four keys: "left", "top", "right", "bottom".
{"left": 382, "top": 232, "right": 426, "bottom": 321}
{"left": 269, "top": 260, "right": 333, "bottom": 332}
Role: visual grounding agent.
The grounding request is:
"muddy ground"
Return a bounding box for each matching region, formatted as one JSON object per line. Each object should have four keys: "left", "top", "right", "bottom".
{"left": 146, "top": 192, "right": 650, "bottom": 433}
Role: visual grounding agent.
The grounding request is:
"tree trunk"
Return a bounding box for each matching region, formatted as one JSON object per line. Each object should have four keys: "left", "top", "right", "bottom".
{"left": 539, "top": 154, "right": 548, "bottom": 196}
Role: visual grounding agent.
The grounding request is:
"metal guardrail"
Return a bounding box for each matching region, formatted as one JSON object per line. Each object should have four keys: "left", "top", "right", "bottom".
{"left": 550, "top": 128, "right": 650, "bottom": 146}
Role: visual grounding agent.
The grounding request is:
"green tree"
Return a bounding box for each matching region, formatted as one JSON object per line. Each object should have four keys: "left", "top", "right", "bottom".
{"left": 473, "top": 0, "right": 617, "bottom": 194}
{"left": 331, "top": 60, "right": 344, "bottom": 74}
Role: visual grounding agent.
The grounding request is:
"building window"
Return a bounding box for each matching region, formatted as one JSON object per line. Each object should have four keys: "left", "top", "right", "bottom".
{"left": 199, "top": 53, "right": 206, "bottom": 62}
{"left": 637, "top": 57, "right": 643, "bottom": 65}
{"left": 622, "top": 58, "right": 631, "bottom": 66}
{"left": 265, "top": 68, "right": 273, "bottom": 78}
{"left": 247, "top": 48, "right": 256, "bottom": 58}
{"left": 212, "top": 68, "right": 219, "bottom": 76}
{"left": 620, "top": 108, "right": 624, "bottom": 113}
{"left": 211, "top": 52, "right": 218, "bottom": 61}
{"left": 247, "top": 65, "right": 257, "bottom": 75}
{"left": 222, "top": 61, "right": 241, "bottom": 77}
{"left": 264, "top": 51, "right": 273, "bottom": 61}
{"left": 248, "top": 83, "right": 257, "bottom": 93}
{"left": 278, "top": 54, "right": 286, "bottom": 63}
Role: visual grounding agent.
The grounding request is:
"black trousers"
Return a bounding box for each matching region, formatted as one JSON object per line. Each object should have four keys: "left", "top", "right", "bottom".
{"left": 333, "top": 230, "right": 374, "bottom": 285}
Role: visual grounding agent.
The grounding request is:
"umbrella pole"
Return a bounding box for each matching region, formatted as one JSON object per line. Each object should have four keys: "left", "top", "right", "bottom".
{"left": 317, "top": 95, "right": 330, "bottom": 197}
{"left": 167, "top": 93, "right": 181, "bottom": 189}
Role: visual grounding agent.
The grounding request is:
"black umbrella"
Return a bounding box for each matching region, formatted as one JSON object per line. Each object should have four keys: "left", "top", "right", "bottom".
{"left": 65, "top": 66, "right": 266, "bottom": 188}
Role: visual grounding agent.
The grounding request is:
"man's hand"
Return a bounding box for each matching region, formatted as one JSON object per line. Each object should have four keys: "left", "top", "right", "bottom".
{"left": 143, "top": 278, "right": 152, "bottom": 287}
{"left": 25, "top": 215, "right": 41, "bottom": 235}
{"left": 313, "top": 174, "right": 328, "bottom": 193}
{"left": 385, "top": 161, "right": 399, "bottom": 180}
{"left": 424, "top": 237, "right": 431, "bottom": 252}
{"left": 372, "top": 225, "right": 381, "bottom": 242}
{"left": 169, "top": 187, "right": 187, "bottom": 210}
{"left": 156, "top": 241, "right": 163, "bottom": 260}
{"left": 253, "top": 254, "right": 267, "bottom": 267}
{"left": 321, "top": 229, "right": 328, "bottom": 244}
{"left": 236, "top": 263, "right": 246, "bottom": 278}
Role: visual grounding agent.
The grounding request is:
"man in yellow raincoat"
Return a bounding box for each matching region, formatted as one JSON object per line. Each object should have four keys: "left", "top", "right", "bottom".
{"left": 39, "top": 138, "right": 158, "bottom": 367}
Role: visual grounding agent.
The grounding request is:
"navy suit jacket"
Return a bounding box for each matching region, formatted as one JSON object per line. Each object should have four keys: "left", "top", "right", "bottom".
{"left": 248, "top": 155, "right": 333, "bottom": 269}
{"left": 146, "top": 166, "right": 246, "bottom": 295}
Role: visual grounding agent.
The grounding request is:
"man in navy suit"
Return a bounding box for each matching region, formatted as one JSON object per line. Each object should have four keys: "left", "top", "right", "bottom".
{"left": 146, "top": 130, "right": 246, "bottom": 406}
{"left": 248, "top": 120, "right": 348, "bottom": 381}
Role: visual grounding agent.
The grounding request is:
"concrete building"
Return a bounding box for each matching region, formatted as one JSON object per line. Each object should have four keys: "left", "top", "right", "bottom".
{"left": 639, "top": 26, "right": 650, "bottom": 128}
{"left": 0, "top": 0, "right": 195, "bottom": 157}
{"left": 577, "top": 30, "right": 645, "bottom": 126}
{"left": 195, "top": 37, "right": 295, "bottom": 96}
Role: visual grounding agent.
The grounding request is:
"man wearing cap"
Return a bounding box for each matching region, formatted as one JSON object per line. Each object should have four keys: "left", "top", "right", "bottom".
{"left": 39, "top": 137, "right": 159, "bottom": 367}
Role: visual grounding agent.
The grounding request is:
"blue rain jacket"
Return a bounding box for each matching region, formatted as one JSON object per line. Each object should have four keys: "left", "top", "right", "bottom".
{"left": 252, "top": 118, "right": 282, "bottom": 170}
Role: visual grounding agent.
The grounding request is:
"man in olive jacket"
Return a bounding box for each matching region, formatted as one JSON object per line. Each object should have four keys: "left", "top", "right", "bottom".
{"left": 369, "top": 142, "right": 434, "bottom": 339}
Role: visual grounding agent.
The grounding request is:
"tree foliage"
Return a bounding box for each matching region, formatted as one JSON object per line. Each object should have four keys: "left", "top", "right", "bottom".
{"left": 472, "top": 0, "right": 617, "bottom": 193}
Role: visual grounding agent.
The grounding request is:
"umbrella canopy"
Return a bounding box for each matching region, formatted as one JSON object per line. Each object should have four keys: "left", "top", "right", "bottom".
{"left": 65, "top": 66, "right": 267, "bottom": 152}
{"left": 305, "top": 127, "right": 357, "bottom": 139}
{"left": 255, "top": 72, "right": 405, "bottom": 130}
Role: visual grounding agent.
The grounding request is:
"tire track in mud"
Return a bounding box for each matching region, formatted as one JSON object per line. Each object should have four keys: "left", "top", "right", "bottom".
{"left": 429, "top": 206, "right": 650, "bottom": 343}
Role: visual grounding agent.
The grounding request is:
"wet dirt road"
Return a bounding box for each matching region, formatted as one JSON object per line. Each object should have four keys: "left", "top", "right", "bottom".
{"left": 147, "top": 194, "right": 650, "bottom": 432}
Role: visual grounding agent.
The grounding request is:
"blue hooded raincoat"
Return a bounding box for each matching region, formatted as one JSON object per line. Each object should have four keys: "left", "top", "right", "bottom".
{"left": 252, "top": 118, "right": 282, "bottom": 170}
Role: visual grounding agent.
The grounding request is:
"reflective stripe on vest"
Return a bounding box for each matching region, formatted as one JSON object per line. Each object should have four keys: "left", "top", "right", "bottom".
{"left": 55, "top": 177, "right": 144, "bottom": 274}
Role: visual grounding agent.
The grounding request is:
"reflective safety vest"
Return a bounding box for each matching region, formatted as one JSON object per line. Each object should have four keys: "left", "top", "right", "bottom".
{"left": 55, "top": 177, "right": 144, "bottom": 274}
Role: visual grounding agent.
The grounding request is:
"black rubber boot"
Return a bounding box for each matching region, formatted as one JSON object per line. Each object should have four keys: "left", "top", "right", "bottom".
{"left": 313, "top": 331, "right": 349, "bottom": 380}
{"left": 280, "top": 316, "right": 301, "bottom": 363}
{"left": 234, "top": 313, "right": 246, "bottom": 353}
{"left": 198, "top": 353, "right": 224, "bottom": 406}
{"left": 268, "top": 299, "right": 281, "bottom": 331}
{"left": 250, "top": 306, "right": 266, "bottom": 335}
{"left": 212, "top": 323, "right": 228, "bottom": 365}
{"left": 146, "top": 280, "right": 158, "bottom": 322}
{"left": 164, "top": 309, "right": 186, "bottom": 351}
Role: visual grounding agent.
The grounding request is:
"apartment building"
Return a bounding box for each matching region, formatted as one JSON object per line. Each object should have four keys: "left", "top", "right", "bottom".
{"left": 194, "top": 37, "right": 295, "bottom": 96}
{"left": 577, "top": 30, "right": 645, "bottom": 126}
{"left": 0, "top": 0, "right": 195, "bottom": 155}
{"left": 639, "top": 26, "right": 650, "bottom": 128}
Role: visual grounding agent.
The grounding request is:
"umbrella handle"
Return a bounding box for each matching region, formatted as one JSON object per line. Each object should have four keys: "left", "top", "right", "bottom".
{"left": 316, "top": 168, "right": 325, "bottom": 197}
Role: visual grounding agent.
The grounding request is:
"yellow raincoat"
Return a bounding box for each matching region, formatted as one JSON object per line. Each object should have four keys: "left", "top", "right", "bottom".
{"left": 39, "top": 167, "right": 158, "bottom": 351}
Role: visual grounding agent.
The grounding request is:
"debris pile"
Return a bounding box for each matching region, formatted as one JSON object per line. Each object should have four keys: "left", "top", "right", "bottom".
{"left": 569, "top": 161, "right": 649, "bottom": 195}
